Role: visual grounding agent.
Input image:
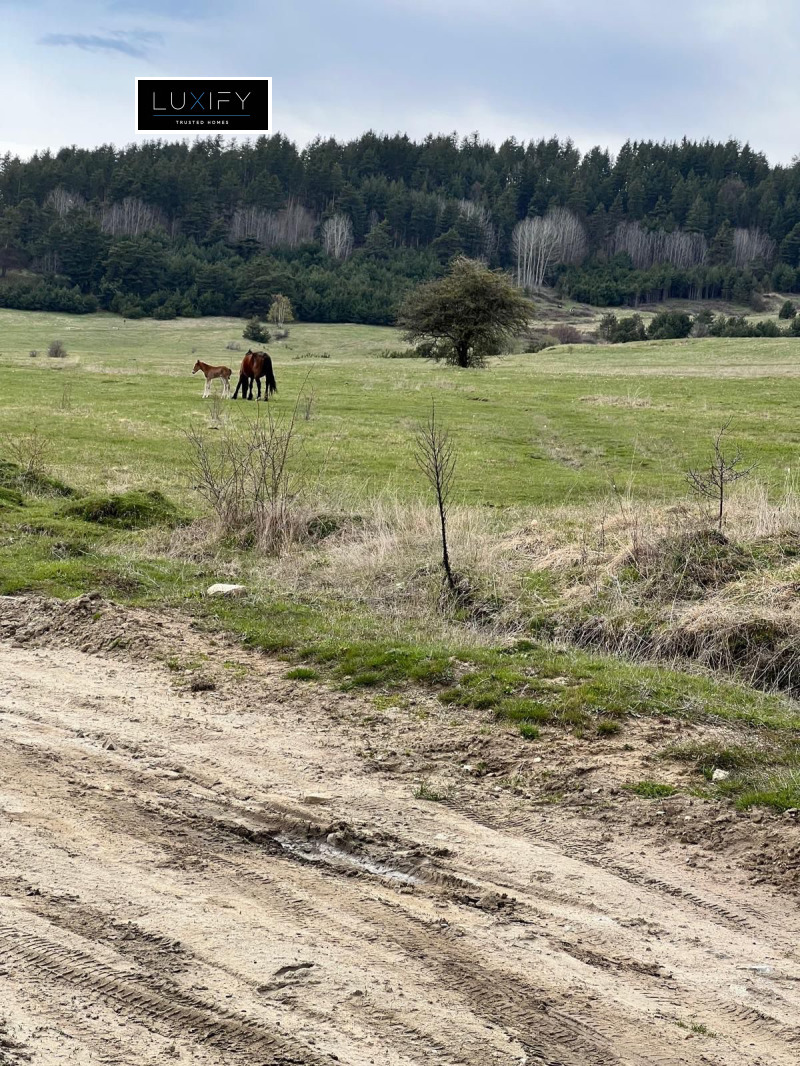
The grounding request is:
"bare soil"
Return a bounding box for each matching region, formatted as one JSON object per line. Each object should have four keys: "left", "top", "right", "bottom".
{"left": 2, "top": 594, "right": 800, "bottom": 1065}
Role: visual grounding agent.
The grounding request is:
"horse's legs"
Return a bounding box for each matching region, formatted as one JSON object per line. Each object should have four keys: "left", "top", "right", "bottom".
{"left": 255, "top": 375, "right": 262, "bottom": 401}
{"left": 202, "top": 377, "right": 210, "bottom": 398}
{"left": 246, "top": 375, "right": 254, "bottom": 400}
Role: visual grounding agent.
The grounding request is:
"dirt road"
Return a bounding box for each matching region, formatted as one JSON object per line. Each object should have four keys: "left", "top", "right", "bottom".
{"left": 1, "top": 595, "right": 800, "bottom": 1065}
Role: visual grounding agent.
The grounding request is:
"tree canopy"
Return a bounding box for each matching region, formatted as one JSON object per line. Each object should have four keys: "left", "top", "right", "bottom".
{"left": 1, "top": 132, "right": 800, "bottom": 321}
{"left": 398, "top": 257, "right": 532, "bottom": 367}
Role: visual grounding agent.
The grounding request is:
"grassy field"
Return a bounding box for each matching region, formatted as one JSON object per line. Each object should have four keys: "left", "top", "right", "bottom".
{"left": 4, "top": 308, "right": 800, "bottom": 813}
{"left": 2, "top": 309, "right": 800, "bottom": 508}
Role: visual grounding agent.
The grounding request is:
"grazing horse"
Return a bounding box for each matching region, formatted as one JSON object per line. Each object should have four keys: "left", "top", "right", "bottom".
{"left": 193, "top": 360, "right": 232, "bottom": 398}
{"left": 232, "top": 349, "right": 278, "bottom": 401}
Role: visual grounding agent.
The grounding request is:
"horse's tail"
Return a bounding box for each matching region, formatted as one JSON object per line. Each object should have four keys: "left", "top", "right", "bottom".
{"left": 265, "top": 355, "right": 277, "bottom": 396}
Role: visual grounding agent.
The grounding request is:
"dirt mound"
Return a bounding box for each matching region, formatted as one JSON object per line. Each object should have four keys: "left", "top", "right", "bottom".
{"left": 0, "top": 593, "right": 166, "bottom": 659}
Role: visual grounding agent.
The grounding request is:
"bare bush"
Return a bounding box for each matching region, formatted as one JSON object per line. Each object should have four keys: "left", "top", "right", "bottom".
{"left": 48, "top": 339, "right": 67, "bottom": 359}
{"left": 29, "top": 349, "right": 39, "bottom": 358}
{"left": 225, "top": 341, "right": 242, "bottom": 351}
{"left": 2, "top": 426, "right": 53, "bottom": 482}
{"left": 186, "top": 403, "right": 305, "bottom": 554}
{"left": 550, "top": 324, "right": 584, "bottom": 345}
{"left": 686, "top": 420, "right": 756, "bottom": 530}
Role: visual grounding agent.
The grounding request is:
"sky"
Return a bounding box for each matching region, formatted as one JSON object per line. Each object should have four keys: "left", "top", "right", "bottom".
{"left": 0, "top": 0, "right": 798, "bottom": 164}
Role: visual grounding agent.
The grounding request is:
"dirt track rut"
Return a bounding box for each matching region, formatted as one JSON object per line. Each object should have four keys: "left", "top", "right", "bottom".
{"left": 1, "top": 595, "right": 800, "bottom": 1064}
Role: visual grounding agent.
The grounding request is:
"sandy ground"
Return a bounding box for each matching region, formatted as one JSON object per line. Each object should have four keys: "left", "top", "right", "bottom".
{"left": 1, "top": 595, "right": 800, "bottom": 1065}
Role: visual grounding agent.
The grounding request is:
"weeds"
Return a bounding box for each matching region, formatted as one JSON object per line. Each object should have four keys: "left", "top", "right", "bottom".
{"left": 413, "top": 779, "right": 446, "bottom": 801}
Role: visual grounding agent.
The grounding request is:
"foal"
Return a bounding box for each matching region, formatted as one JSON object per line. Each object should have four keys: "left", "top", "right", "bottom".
{"left": 192, "top": 360, "right": 232, "bottom": 398}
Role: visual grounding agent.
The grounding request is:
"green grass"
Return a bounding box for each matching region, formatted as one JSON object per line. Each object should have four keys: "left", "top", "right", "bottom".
{"left": 625, "top": 780, "right": 679, "bottom": 799}
{"left": 285, "top": 666, "right": 319, "bottom": 681}
{"left": 3, "top": 310, "right": 800, "bottom": 509}
{"left": 5, "top": 309, "right": 800, "bottom": 816}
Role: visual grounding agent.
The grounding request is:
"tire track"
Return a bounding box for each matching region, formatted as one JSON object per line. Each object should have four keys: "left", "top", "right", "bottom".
{"left": 0, "top": 922, "right": 329, "bottom": 1064}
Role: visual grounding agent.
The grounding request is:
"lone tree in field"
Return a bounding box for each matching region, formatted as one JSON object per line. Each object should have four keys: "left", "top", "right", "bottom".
{"left": 686, "top": 419, "right": 756, "bottom": 530}
{"left": 398, "top": 256, "right": 533, "bottom": 368}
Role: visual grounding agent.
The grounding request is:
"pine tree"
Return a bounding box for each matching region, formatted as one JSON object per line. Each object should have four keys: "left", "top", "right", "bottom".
{"left": 709, "top": 221, "right": 734, "bottom": 265}
{"left": 685, "top": 196, "right": 710, "bottom": 235}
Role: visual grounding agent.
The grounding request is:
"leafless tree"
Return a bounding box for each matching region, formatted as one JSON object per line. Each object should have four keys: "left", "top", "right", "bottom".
{"left": 686, "top": 419, "right": 756, "bottom": 530}
{"left": 512, "top": 208, "right": 587, "bottom": 290}
{"left": 415, "top": 402, "right": 457, "bottom": 591}
{"left": 458, "top": 200, "right": 497, "bottom": 261}
{"left": 45, "top": 188, "right": 85, "bottom": 217}
{"left": 733, "top": 227, "right": 776, "bottom": 268}
{"left": 321, "top": 213, "right": 354, "bottom": 260}
{"left": 229, "top": 199, "right": 316, "bottom": 249}
{"left": 100, "top": 197, "right": 167, "bottom": 237}
{"left": 610, "top": 221, "right": 708, "bottom": 269}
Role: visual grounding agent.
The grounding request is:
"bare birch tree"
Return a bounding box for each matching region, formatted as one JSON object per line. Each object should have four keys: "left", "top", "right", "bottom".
{"left": 229, "top": 200, "right": 316, "bottom": 249}
{"left": 100, "top": 197, "right": 167, "bottom": 237}
{"left": 458, "top": 200, "right": 497, "bottom": 261}
{"left": 512, "top": 208, "right": 587, "bottom": 290}
{"left": 321, "top": 212, "right": 354, "bottom": 260}
{"left": 733, "top": 227, "right": 776, "bottom": 268}
{"left": 45, "top": 188, "right": 85, "bottom": 217}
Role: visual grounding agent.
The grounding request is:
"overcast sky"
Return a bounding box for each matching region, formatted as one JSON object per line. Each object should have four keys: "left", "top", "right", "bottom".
{"left": 1, "top": 0, "right": 798, "bottom": 164}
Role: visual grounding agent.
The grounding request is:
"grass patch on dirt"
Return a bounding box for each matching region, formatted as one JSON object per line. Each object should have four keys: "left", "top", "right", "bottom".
{"left": 625, "top": 780, "right": 679, "bottom": 799}
{"left": 661, "top": 738, "right": 800, "bottom": 812}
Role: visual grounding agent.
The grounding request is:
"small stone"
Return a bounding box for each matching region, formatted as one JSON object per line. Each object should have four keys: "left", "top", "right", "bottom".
{"left": 206, "top": 583, "right": 247, "bottom": 598}
{"left": 712, "top": 768, "right": 731, "bottom": 782}
{"left": 301, "top": 794, "right": 332, "bottom": 806}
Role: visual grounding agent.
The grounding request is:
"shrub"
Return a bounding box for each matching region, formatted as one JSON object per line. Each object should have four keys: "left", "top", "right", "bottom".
{"left": 64, "top": 489, "right": 178, "bottom": 529}
{"left": 48, "top": 339, "right": 67, "bottom": 359}
{"left": 779, "top": 299, "right": 797, "bottom": 319}
{"left": 599, "top": 313, "right": 647, "bottom": 344}
{"left": 225, "top": 340, "right": 242, "bottom": 351}
{"left": 243, "top": 317, "right": 271, "bottom": 343}
{"left": 550, "top": 324, "right": 584, "bottom": 345}
{"left": 186, "top": 405, "right": 305, "bottom": 554}
{"left": 646, "top": 311, "right": 693, "bottom": 340}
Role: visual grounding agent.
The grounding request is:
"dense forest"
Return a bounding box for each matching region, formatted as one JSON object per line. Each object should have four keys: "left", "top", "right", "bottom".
{"left": 2, "top": 133, "right": 800, "bottom": 322}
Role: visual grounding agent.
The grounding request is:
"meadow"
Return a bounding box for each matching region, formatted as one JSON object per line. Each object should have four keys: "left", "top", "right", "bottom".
{"left": 4, "top": 308, "right": 800, "bottom": 812}
{"left": 1, "top": 309, "right": 800, "bottom": 508}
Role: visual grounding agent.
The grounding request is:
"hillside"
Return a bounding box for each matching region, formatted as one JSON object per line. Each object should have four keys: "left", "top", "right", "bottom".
{"left": 1, "top": 134, "right": 800, "bottom": 322}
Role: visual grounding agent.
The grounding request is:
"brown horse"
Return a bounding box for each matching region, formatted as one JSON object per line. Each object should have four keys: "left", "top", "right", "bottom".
{"left": 232, "top": 349, "right": 277, "bottom": 401}
{"left": 192, "top": 360, "right": 232, "bottom": 398}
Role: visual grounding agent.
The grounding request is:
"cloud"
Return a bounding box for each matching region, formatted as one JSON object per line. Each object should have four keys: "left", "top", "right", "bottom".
{"left": 39, "top": 29, "right": 162, "bottom": 58}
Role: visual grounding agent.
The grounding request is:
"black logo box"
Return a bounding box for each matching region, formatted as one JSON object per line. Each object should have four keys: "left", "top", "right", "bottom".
{"left": 136, "top": 77, "right": 271, "bottom": 134}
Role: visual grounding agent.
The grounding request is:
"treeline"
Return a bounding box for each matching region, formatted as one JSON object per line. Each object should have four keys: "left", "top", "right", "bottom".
{"left": 2, "top": 133, "right": 800, "bottom": 320}
{"left": 600, "top": 307, "right": 800, "bottom": 343}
